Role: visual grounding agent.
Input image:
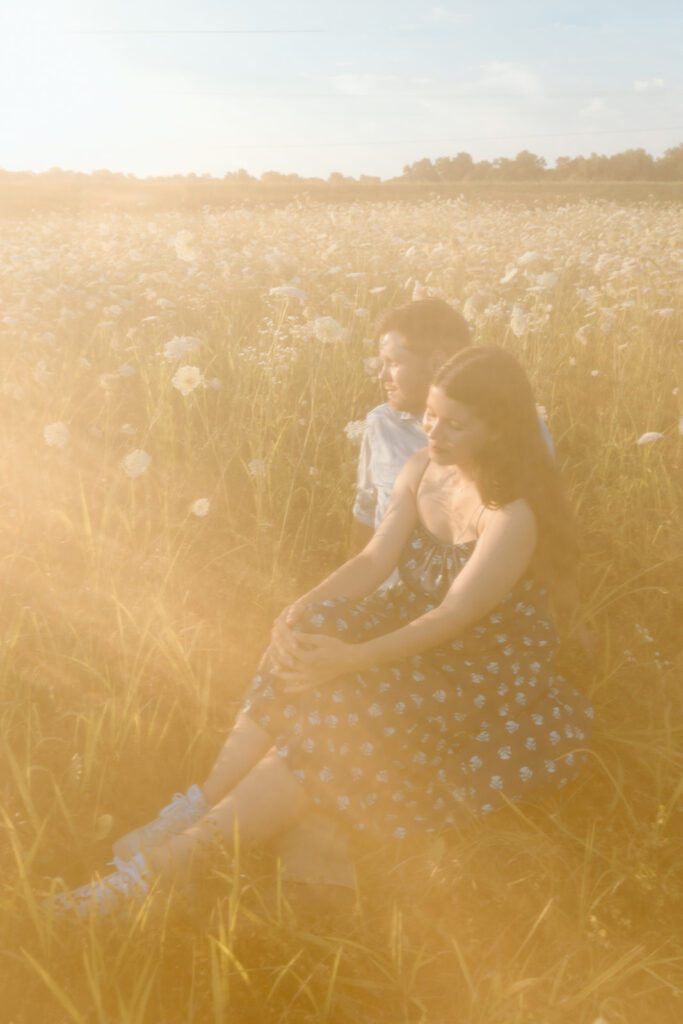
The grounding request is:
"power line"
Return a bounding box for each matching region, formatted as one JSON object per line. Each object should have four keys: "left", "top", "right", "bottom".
{"left": 201, "top": 125, "right": 683, "bottom": 149}
{"left": 150, "top": 88, "right": 683, "bottom": 100}
{"left": 12, "top": 28, "right": 327, "bottom": 35}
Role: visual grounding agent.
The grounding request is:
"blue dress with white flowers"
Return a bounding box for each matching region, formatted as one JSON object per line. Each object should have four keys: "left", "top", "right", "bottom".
{"left": 240, "top": 522, "right": 593, "bottom": 840}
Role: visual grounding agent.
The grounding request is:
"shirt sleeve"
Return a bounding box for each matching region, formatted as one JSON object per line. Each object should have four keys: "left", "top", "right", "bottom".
{"left": 352, "top": 419, "right": 377, "bottom": 527}
{"left": 538, "top": 417, "right": 555, "bottom": 460}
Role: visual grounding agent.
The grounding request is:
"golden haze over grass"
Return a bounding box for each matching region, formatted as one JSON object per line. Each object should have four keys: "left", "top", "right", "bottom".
{"left": 0, "top": 196, "right": 682, "bottom": 1023}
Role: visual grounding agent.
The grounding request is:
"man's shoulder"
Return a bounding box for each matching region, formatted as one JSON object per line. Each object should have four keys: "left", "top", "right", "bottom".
{"left": 365, "top": 402, "right": 393, "bottom": 424}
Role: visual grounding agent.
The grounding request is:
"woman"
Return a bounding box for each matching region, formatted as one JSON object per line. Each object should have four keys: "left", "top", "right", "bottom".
{"left": 47, "top": 347, "right": 593, "bottom": 918}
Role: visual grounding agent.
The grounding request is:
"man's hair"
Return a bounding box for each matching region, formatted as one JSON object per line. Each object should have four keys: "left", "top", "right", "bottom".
{"left": 376, "top": 298, "right": 471, "bottom": 357}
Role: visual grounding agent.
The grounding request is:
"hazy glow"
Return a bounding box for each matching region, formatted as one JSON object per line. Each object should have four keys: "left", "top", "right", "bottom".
{"left": 1, "top": 1, "right": 682, "bottom": 176}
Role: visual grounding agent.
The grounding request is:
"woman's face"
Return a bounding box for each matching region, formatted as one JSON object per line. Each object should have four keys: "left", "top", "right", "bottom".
{"left": 422, "top": 386, "right": 492, "bottom": 468}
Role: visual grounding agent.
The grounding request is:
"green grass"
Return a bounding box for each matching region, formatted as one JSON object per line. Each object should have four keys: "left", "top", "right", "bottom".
{"left": 0, "top": 196, "right": 681, "bottom": 1022}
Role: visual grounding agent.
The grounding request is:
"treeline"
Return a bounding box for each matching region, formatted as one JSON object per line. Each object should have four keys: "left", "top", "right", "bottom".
{"left": 2, "top": 144, "right": 683, "bottom": 214}
{"left": 2, "top": 143, "right": 682, "bottom": 189}
{"left": 401, "top": 145, "right": 683, "bottom": 182}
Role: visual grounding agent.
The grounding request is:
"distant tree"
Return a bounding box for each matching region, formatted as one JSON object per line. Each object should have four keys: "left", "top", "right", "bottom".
{"left": 328, "top": 171, "right": 353, "bottom": 185}
{"left": 656, "top": 144, "right": 683, "bottom": 180}
{"left": 511, "top": 150, "right": 546, "bottom": 179}
{"left": 467, "top": 159, "right": 494, "bottom": 180}
{"left": 403, "top": 158, "right": 439, "bottom": 181}
{"left": 606, "top": 148, "right": 655, "bottom": 180}
{"left": 434, "top": 152, "right": 474, "bottom": 181}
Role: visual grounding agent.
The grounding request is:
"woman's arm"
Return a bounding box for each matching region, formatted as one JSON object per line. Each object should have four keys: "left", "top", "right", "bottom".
{"left": 353, "top": 500, "right": 536, "bottom": 667}
{"left": 290, "top": 451, "right": 426, "bottom": 607}
{"left": 267, "top": 452, "right": 426, "bottom": 669}
{"left": 282, "top": 500, "right": 537, "bottom": 684}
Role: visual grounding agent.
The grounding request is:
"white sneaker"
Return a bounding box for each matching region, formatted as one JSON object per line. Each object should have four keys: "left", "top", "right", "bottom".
{"left": 112, "top": 785, "right": 207, "bottom": 860}
{"left": 43, "top": 852, "right": 151, "bottom": 921}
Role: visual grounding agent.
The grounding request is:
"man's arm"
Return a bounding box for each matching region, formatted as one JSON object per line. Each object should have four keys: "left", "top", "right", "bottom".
{"left": 350, "top": 419, "right": 377, "bottom": 550}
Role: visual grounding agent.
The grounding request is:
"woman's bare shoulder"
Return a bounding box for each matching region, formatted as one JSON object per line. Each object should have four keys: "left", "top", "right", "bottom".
{"left": 397, "top": 447, "right": 430, "bottom": 489}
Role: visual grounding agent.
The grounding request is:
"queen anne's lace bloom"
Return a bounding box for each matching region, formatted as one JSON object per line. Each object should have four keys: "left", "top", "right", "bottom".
{"left": 43, "top": 422, "right": 70, "bottom": 449}
{"left": 172, "top": 365, "right": 203, "bottom": 396}
{"left": 122, "top": 449, "right": 151, "bottom": 478}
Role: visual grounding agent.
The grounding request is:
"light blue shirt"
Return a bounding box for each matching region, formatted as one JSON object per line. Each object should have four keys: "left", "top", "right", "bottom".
{"left": 352, "top": 402, "right": 555, "bottom": 529}
{"left": 352, "top": 404, "right": 426, "bottom": 529}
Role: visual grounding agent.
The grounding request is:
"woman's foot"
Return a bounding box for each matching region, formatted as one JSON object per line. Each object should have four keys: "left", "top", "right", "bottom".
{"left": 112, "top": 785, "right": 207, "bottom": 860}
{"left": 42, "top": 852, "right": 152, "bottom": 922}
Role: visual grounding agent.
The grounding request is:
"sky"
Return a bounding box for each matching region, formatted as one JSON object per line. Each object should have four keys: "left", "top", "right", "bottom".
{"left": 1, "top": 0, "right": 682, "bottom": 179}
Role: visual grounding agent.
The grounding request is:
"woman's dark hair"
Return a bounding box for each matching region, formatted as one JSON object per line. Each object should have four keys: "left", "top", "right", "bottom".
{"left": 434, "top": 346, "right": 579, "bottom": 596}
{"left": 376, "top": 298, "right": 471, "bottom": 358}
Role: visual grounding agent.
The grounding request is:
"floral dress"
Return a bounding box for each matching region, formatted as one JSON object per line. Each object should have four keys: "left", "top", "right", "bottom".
{"left": 240, "top": 522, "right": 593, "bottom": 840}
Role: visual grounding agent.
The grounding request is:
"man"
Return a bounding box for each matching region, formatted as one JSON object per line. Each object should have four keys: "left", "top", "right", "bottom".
{"left": 351, "top": 299, "right": 476, "bottom": 553}
{"left": 275, "top": 299, "right": 476, "bottom": 896}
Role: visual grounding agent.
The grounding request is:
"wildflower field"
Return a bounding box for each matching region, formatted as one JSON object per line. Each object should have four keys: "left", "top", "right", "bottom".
{"left": 1, "top": 196, "right": 681, "bottom": 1023}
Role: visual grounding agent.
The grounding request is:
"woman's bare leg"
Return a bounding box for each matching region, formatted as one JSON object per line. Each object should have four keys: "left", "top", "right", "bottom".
{"left": 146, "top": 750, "right": 310, "bottom": 885}
{"left": 199, "top": 713, "right": 274, "bottom": 806}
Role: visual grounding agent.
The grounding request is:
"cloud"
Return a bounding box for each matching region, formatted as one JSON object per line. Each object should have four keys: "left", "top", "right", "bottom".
{"left": 328, "top": 64, "right": 542, "bottom": 100}
{"left": 329, "top": 74, "right": 438, "bottom": 97}
{"left": 329, "top": 74, "right": 399, "bottom": 96}
{"left": 430, "top": 6, "right": 462, "bottom": 24}
{"left": 460, "top": 63, "right": 542, "bottom": 97}
{"left": 580, "top": 97, "right": 610, "bottom": 119}
{"left": 633, "top": 78, "right": 665, "bottom": 91}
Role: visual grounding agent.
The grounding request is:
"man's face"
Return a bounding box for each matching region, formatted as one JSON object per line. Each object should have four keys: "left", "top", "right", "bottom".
{"left": 377, "top": 331, "right": 433, "bottom": 416}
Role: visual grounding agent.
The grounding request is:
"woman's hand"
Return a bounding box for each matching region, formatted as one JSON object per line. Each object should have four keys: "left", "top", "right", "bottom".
{"left": 270, "top": 635, "right": 363, "bottom": 693}
{"left": 266, "top": 600, "right": 310, "bottom": 672}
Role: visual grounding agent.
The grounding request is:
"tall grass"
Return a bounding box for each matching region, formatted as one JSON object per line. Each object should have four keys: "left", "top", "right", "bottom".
{"left": 0, "top": 197, "right": 681, "bottom": 1022}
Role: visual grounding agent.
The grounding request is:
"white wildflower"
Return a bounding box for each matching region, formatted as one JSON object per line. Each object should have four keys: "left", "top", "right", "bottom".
{"left": 122, "top": 449, "right": 151, "bottom": 478}
{"left": 2, "top": 382, "right": 24, "bottom": 401}
{"left": 636, "top": 432, "right": 664, "bottom": 445}
{"left": 269, "top": 285, "right": 307, "bottom": 301}
{"left": 510, "top": 305, "right": 528, "bottom": 338}
{"left": 191, "top": 498, "right": 211, "bottom": 517}
{"left": 43, "top": 421, "right": 70, "bottom": 449}
{"left": 517, "top": 251, "right": 541, "bottom": 266}
{"left": 33, "top": 360, "right": 51, "bottom": 385}
{"left": 174, "top": 229, "right": 198, "bottom": 262}
{"left": 311, "top": 316, "right": 349, "bottom": 344}
{"left": 247, "top": 459, "right": 266, "bottom": 478}
{"left": 462, "top": 295, "right": 479, "bottom": 322}
{"left": 161, "top": 335, "right": 200, "bottom": 361}
{"left": 172, "top": 365, "right": 203, "bottom": 396}
{"left": 343, "top": 420, "right": 366, "bottom": 443}
{"left": 590, "top": 369, "right": 600, "bottom": 378}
